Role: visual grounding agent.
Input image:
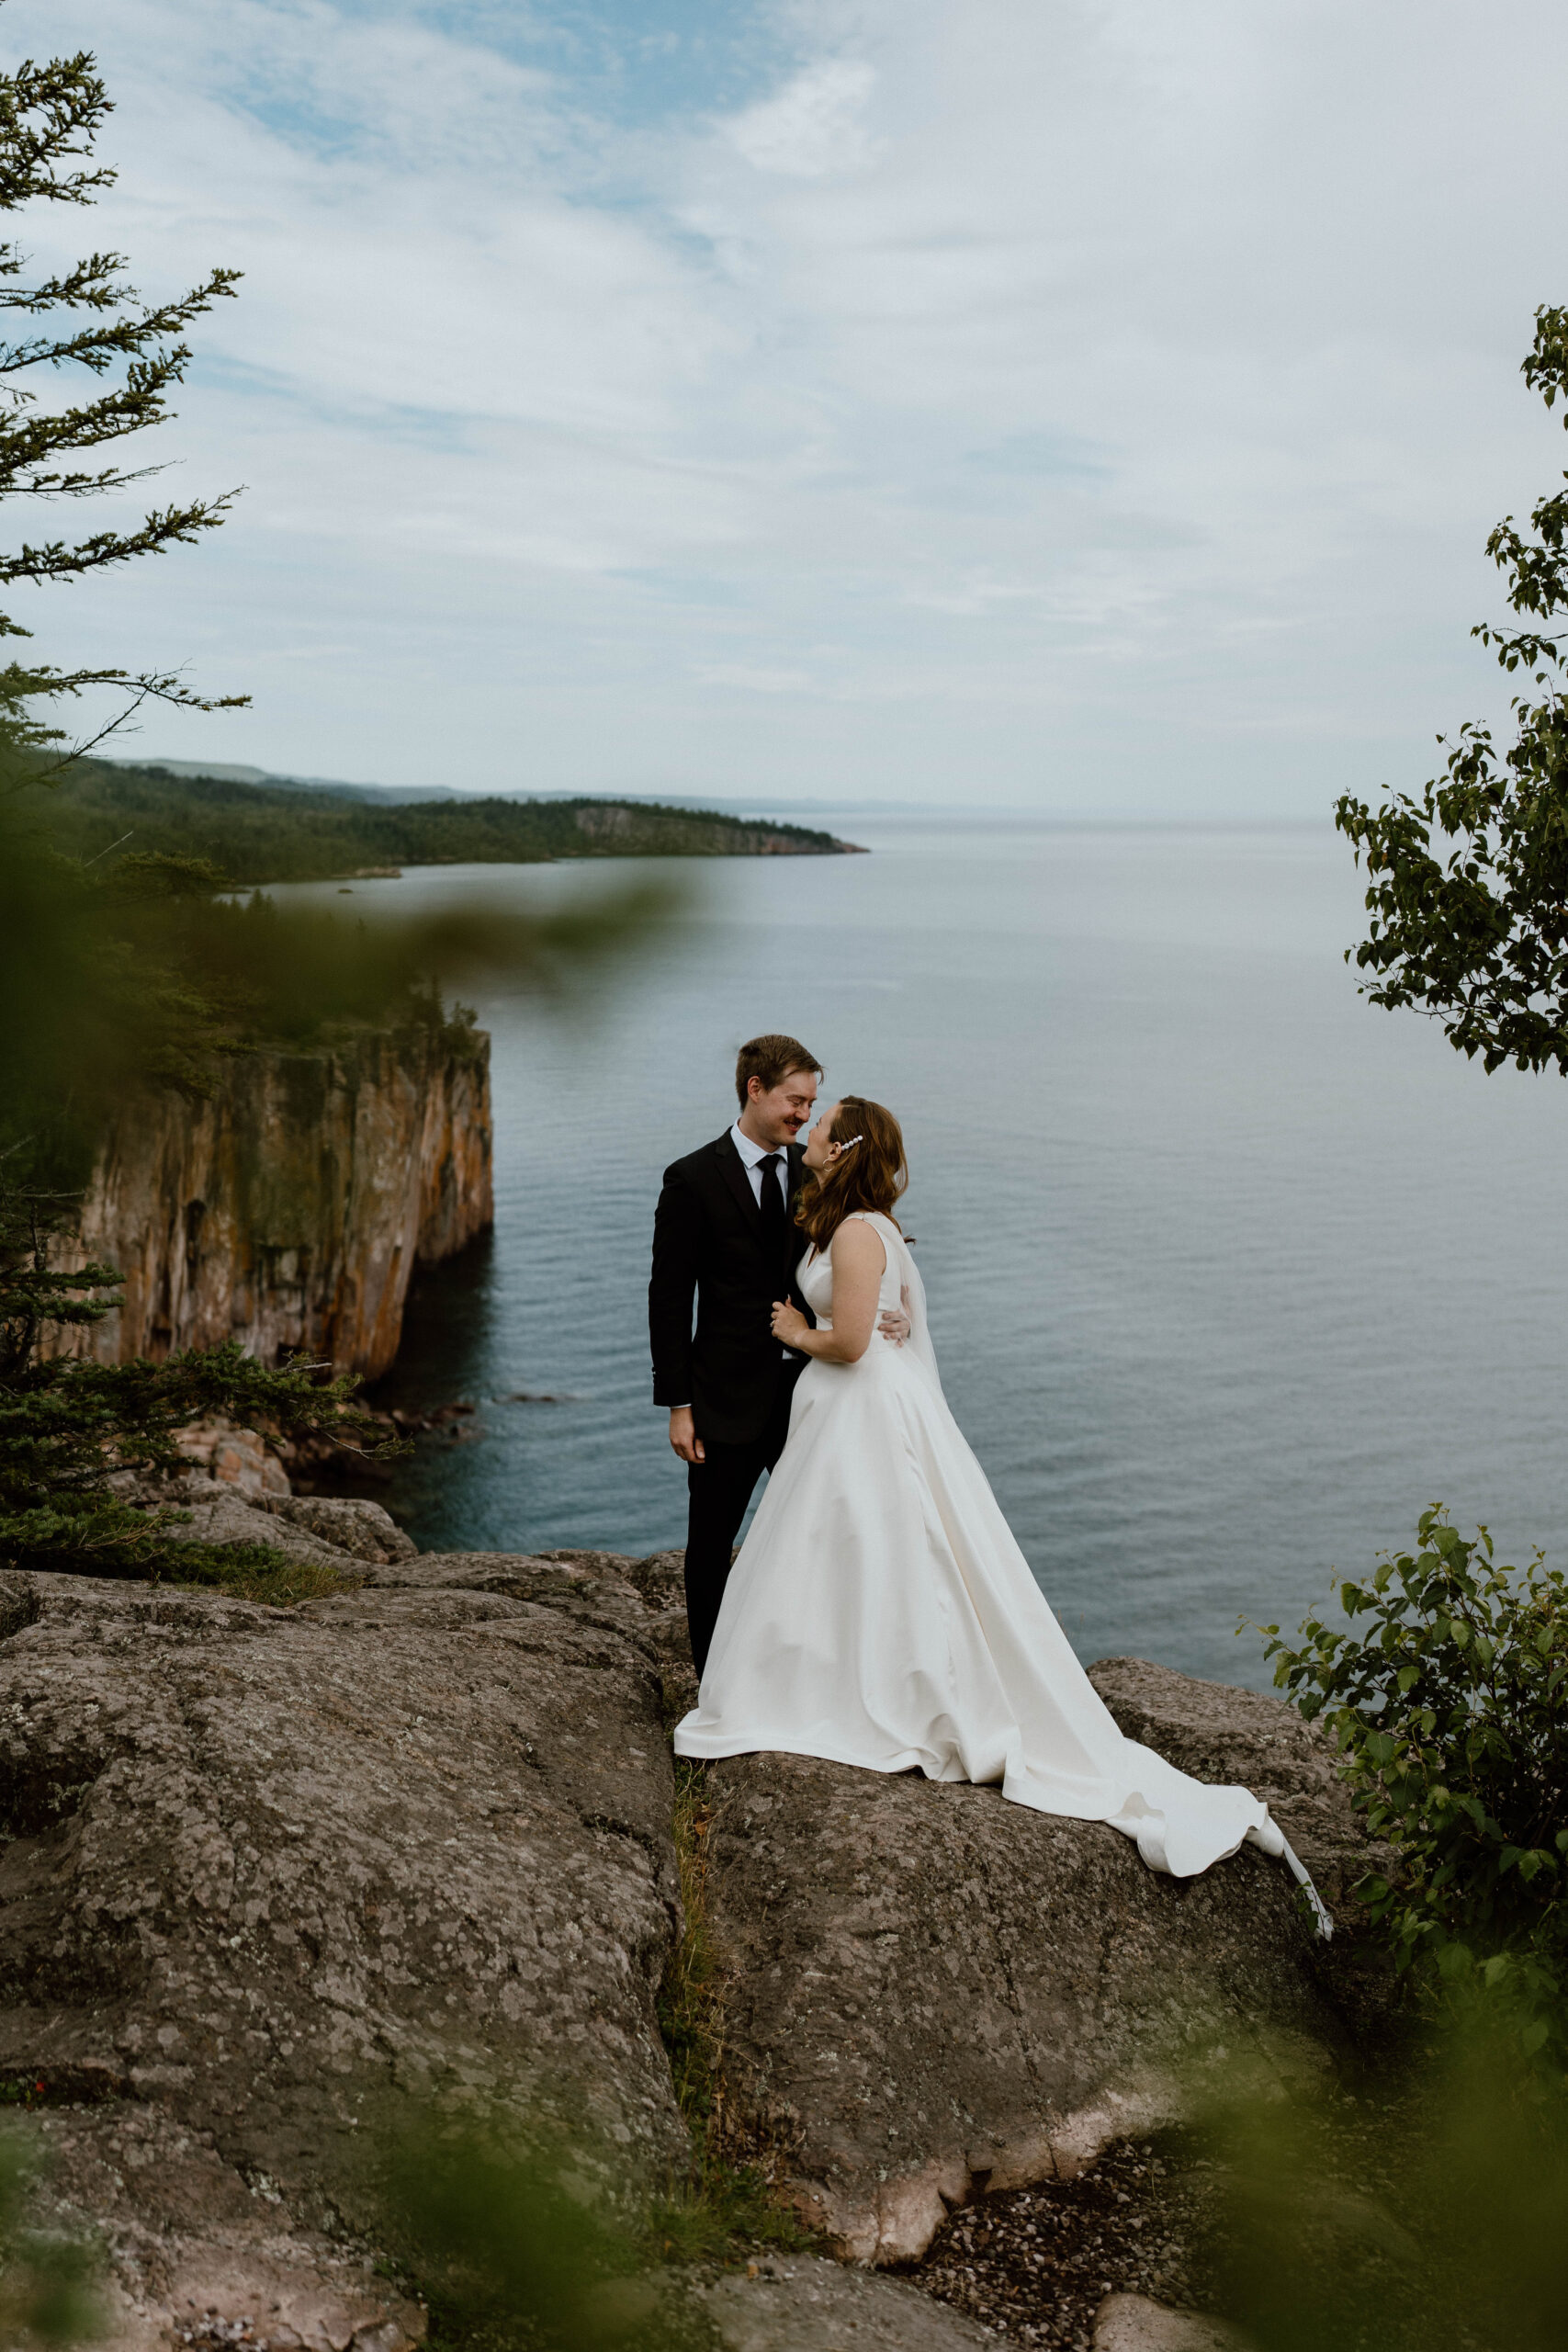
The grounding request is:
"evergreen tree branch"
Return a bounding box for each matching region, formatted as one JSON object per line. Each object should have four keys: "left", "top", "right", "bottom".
{"left": 0, "top": 34, "right": 245, "bottom": 759}
{"left": 0, "top": 356, "right": 201, "bottom": 481}
{"left": 0, "top": 53, "right": 115, "bottom": 211}
{"left": 0, "top": 243, "right": 129, "bottom": 307}
{"left": 0, "top": 492, "right": 243, "bottom": 584}
{"left": 0, "top": 265, "right": 240, "bottom": 375}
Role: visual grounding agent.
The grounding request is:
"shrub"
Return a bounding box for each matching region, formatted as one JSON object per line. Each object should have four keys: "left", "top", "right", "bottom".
{"left": 1261, "top": 1506, "right": 1568, "bottom": 2037}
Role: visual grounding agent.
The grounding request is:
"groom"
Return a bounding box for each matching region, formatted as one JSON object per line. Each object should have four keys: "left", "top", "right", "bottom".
{"left": 649, "top": 1034, "right": 907, "bottom": 1675}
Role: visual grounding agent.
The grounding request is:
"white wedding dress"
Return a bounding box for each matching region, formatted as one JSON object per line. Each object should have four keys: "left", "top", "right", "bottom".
{"left": 675, "top": 1211, "right": 1329, "bottom": 1923}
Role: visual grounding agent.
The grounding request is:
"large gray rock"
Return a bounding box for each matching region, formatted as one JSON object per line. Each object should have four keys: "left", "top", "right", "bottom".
{"left": 703, "top": 1661, "right": 1367, "bottom": 2266}
{"left": 152, "top": 1487, "right": 363, "bottom": 1571}
{"left": 0, "top": 1544, "right": 1382, "bottom": 2341}
{"left": 22, "top": 2098, "right": 428, "bottom": 2352}
{"left": 0, "top": 1558, "right": 682, "bottom": 2346}
{"left": 691, "top": 2253, "right": 996, "bottom": 2351}
{"left": 364, "top": 1548, "right": 657, "bottom": 1628}
{"left": 1093, "top": 2292, "right": 1247, "bottom": 2351}
{"left": 264, "top": 1495, "right": 418, "bottom": 1565}
{"left": 106, "top": 1452, "right": 416, "bottom": 1571}
{"left": 1087, "top": 1657, "right": 1394, "bottom": 2034}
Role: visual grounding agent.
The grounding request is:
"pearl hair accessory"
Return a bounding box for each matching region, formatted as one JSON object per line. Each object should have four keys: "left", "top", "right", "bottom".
{"left": 835, "top": 1135, "right": 864, "bottom": 1151}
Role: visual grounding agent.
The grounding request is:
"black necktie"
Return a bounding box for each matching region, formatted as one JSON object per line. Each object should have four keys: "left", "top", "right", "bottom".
{"left": 757, "top": 1152, "right": 787, "bottom": 1262}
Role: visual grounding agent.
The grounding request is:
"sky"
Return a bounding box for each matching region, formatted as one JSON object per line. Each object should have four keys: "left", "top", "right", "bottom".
{"left": 8, "top": 0, "right": 1568, "bottom": 812}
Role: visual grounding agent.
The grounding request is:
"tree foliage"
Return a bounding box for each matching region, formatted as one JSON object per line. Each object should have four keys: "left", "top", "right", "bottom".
{"left": 1260, "top": 1507, "right": 1568, "bottom": 2041}
{"left": 1336, "top": 307, "right": 1568, "bottom": 1072}
{"left": 39, "top": 758, "right": 851, "bottom": 882}
{"left": 0, "top": 28, "right": 245, "bottom": 768}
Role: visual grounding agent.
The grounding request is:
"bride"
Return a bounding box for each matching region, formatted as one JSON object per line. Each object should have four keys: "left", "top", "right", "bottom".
{"left": 674, "top": 1094, "right": 1330, "bottom": 1922}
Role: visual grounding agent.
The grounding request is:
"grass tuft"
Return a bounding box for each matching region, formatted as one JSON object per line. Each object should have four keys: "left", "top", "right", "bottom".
{"left": 656, "top": 1760, "right": 724, "bottom": 2129}
{"left": 649, "top": 1758, "right": 818, "bottom": 2267}
{"left": 166, "top": 1540, "right": 363, "bottom": 1607}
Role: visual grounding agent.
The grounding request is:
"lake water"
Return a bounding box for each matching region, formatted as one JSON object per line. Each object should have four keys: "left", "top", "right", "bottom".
{"left": 278, "top": 821, "right": 1568, "bottom": 1688}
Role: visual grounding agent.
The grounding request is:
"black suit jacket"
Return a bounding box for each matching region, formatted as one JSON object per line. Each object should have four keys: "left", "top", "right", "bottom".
{"left": 649, "top": 1131, "right": 815, "bottom": 1448}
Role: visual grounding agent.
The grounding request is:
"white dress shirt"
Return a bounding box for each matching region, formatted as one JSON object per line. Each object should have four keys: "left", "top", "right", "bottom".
{"left": 729, "top": 1118, "right": 793, "bottom": 1212}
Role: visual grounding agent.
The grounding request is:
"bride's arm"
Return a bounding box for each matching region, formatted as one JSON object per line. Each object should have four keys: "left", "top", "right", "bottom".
{"left": 771, "top": 1223, "right": 885, "bottom": 1364}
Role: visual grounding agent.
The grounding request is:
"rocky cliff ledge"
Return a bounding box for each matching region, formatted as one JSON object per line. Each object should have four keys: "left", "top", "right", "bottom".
{"left": 0, "top": 1510, "right": 1389, "bottom": 2352}
{"left": 52, "top": 1025, "right": 492, "bottom": 1377}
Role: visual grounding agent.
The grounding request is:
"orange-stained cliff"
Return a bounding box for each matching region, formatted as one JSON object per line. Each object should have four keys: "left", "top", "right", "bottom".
{"left": 53, "top": 1024, "right": 493, "bottom": 1378}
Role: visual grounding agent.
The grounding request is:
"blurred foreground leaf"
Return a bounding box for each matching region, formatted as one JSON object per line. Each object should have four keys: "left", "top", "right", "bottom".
{"left": 1196, "top": 2014, "right": 1568, "bottom": 2351}
{"left": 0, "top": 2125, "right": 103, "bottom": 2347}
{"left": 0, "top": 797, "right": 677, "bottom": 1184}
{"left": 377, "top": 2117, "right": 699, "bottom": 2352}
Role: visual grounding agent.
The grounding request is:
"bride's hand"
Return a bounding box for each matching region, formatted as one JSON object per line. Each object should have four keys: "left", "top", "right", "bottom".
{"left": 772, "top": 1299, "right": 809, "bottom": 1347}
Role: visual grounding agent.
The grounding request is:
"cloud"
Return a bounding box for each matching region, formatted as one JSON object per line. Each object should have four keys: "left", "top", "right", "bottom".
{"left": 722, "top": 56, "right": 878, "bottom": 178}
{"left": 6, "top": 0, "right": 1568, "bottom": 808}
{"left": 695, "top": 662, "right": 818, "bottom": 693}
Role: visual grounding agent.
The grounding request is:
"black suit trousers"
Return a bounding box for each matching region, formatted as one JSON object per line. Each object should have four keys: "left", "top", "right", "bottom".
{"left": 684, "top": 1378, "right": 796, "bottom": 1679}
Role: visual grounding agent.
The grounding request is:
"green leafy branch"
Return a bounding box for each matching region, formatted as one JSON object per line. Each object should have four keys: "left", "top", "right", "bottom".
{"left": 1259, "top": 1507, "right": 1568, "bottom": 2048}
{"left": 1336, "top": 305, "right": 1568, "bottom": 1073}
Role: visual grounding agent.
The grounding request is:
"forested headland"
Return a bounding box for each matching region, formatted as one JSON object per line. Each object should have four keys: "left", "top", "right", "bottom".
{"left": 35, "top": 760, "right": 858, "bottom": 883}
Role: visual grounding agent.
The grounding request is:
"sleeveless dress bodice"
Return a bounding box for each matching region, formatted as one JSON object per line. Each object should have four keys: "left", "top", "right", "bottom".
{"left": 797, "top": 1212, "right": 904, "bottom": 1330}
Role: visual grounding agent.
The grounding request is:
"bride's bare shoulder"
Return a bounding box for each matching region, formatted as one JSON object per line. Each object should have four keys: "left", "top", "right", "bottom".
{"left": 830, "top": 1214, "right": 889, "bottom": 1263}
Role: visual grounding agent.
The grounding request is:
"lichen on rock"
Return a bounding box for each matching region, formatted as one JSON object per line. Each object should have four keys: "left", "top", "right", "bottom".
{"left": 0, "top": 1553, "right": 682, "bottom": 2346}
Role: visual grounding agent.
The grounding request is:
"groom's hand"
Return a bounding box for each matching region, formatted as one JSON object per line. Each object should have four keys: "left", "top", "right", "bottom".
{"left": 670, "top": 1407, "right": 705, "bottom": 1464}
{"left": 878, "top": 1295, "right": 912, "bottom": 1347}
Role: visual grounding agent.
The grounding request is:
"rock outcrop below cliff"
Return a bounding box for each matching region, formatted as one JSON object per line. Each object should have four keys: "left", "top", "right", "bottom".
{"left": 52, "top": 1025, "right": 492, "bottom": 1376}
{"left": 0, "top": 1543, "right": 1376, "bottom": 2346}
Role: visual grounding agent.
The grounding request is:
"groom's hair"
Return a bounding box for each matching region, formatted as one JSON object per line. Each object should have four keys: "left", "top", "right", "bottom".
{"left": 734, "top": 1034, "right": 822, "bottom": 1108}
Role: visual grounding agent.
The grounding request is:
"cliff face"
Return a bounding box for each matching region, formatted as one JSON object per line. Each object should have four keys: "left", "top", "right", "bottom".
{"left": 568, "top": 800, "right": 861, "bottom": 855}
{"left": 58, "top": 1024, "right": 493, "bottom": 1377}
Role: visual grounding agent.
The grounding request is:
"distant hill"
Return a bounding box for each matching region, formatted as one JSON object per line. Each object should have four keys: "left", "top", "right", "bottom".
{"left": 100, "top": 757, "right": 862, "bottom": 817}
{"left": 104, "top": 758, "right": 464, "bottom": 803}
{"left": 38, "top": 763, "right": 862, "bottom": 883}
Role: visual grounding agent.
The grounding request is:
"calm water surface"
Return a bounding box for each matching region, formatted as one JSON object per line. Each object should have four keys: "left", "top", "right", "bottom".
{"left": 279, "top": 822, "right": 1568, "bottom": 1687}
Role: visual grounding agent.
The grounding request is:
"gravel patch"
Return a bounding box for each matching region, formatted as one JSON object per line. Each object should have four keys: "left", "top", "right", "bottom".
{"left": 902, "top": 2134, "right": 1218, "bottom": 2352}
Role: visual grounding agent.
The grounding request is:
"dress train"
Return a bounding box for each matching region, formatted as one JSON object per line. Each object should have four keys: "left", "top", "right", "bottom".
{"left": 674, "top": 1211, "right": 1329, "bottom": 1932}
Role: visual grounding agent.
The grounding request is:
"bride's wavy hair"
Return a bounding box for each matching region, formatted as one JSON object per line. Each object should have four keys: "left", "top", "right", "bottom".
{"left": 795, "top": 1096, "right": 908, "bottom": 1251}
